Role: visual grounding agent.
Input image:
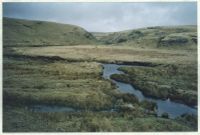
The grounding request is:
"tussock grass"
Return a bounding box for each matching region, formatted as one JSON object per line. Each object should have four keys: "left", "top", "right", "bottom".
{"left": 3, "top": 19, "right": 197, "bottom": 131}
{"left": 11, "top": 45, "right": 197, "bottom": 105}
{"left": 3, "top": 57, "right": 118, "bottom": 110}
{"left": 115, "top": 64, "right": 197, "bottom": 105}
{"left": 4, "top": 44, "right": 197, "bottom": 131}
{"left": 4, "top": 105, "right": 195, "bottom": 132}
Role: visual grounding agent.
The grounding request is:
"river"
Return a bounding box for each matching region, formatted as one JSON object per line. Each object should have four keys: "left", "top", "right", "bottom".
{"left": 102, "top": 63, "right": 197, "bottom": 119}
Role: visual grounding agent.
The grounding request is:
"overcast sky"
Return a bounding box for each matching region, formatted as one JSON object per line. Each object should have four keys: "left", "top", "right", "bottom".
{"left": 3, "top": 2, "right": 197, "bottom": 32}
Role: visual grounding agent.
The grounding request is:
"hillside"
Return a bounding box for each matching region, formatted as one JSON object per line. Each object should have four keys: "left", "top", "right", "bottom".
{"left": 95, "top": 26, "right": 197, "bottom": 49}
{"left": 3, "top": 18, "right": 197, "bottom": 132}
{"left": 91, "top": 32, "right": 113, "bottom": 40}
{"left": 3, "top": 17, "right": 97, "bottom": 47}
{"left": 3, "top": 17, "right": 197, "bottom": 49}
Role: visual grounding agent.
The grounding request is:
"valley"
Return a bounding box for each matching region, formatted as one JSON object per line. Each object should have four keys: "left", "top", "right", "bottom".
{"left": 3, "top": 17, "right": 198, "bottom": 132}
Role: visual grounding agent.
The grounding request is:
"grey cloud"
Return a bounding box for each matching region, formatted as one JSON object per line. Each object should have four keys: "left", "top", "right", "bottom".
{"left": 3, "top": 2, "right": 197, "bottom": 32}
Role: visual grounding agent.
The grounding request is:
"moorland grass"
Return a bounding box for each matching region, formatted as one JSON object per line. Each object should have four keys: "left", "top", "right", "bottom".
{"left": 3, "top": 17, "right": 97, "bottom": 46}
{"left": 12, "top": 45, "right": 197, "bottom": 105}
{"left": 3, "top": 48, "right": 197, "bottom": 131}
{"left": 97, "top": 25, "right": 197, "bottom": 49}
{"left": 3, "top": 18, "right": 198, "bottom": 132}
{"left": 3, "top": 57, "right": 119, "bottom": 110}
{"left": 4, "top": 105, "right": 195, "bottom": 132}
{"left": 111, "top": 64, "right": 197, "bottom": 106}
{"left": 14, "top": 45, "right": 197, "bottom": 64}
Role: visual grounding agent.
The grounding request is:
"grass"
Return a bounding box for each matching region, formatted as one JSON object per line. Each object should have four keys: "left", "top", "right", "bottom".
{"left": 97, "top": 25, "right": 197, "bottom": 49}
{"left": 14, "top": 45, "right": 197, "bottom": 64}
{"left": 4, "top": 105, "right": 195, "bottom": 132}
{"left": 3, "top": 17, "right": 97, "bottom": 46}
{"left": 3, "top": 57, "right": 120, "bottom": 110}
{"left": 111, "top": 63, "right": 197, "bottom": 106}
{"left": 3, "top": 47, "right": 197, "bottom": 131}
{"left": 3, "top": 18, "right": 197, "bottom": 132}
{"left": 160, "top": 32, "right": 196, "bottom": 46}
{"left": 10, "top": 44, "right": 197, "bottom": 106}
{"left": 4, "top": 17, "right": 197, "bottom": 50}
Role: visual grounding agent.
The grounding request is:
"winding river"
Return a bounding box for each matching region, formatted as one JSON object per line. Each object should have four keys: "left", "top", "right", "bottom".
{"left": 102, "top": 63, "right": 197, "bottom": 119}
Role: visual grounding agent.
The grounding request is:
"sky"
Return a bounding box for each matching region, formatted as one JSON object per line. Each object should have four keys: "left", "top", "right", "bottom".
{"left": 3, "top": 2, "right": 197, "bottom": 32}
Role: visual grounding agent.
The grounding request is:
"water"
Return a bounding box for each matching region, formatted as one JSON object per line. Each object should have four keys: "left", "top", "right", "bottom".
{"left": 28, "top": 105, "right": 118, "bottom": 113}
{"left": 102, "top": 63, "right": 197, "bottom": 119}
{"left": 28, "top": 105, "right": 77, "bottom": 112}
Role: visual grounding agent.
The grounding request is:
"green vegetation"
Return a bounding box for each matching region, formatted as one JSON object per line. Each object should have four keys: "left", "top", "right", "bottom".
{"left": 3, "top": 55, "right": 118, "bottom": 110}
{"left": 110, "top": 64, "right": 197, "bottom": 106}
{"left": 3, "top": 17, "right": 97, "bottom": 46}
{"left": 3, "top": 18, "right": 197, "bottom": 132}
{"left": 96, "top": 25, "right": 197, "bottom": 49}
{"left": 159, "top": 32, "right": 197, "bottom": 46}
{"left": 175, "top": 114, "right": 198, "bottom": 129}
{"left": 14, "top": 45, "right": 196, "bottom": 64}
{"left": 4, "top": 49, "right": 196, "bottom": 131}
{"left": 4, "top": 17, "right": 197, "bottom": 50}
{"left": 161, "top": 113, "right": 169, "bottom": 119}
{"left": 140, "top": 100, "right": 157, "bottom": 112}
{"left": 4, "top": 105, "right": 195, "bottom": 132}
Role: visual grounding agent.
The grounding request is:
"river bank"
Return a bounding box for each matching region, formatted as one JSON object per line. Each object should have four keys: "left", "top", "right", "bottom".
{"left": 102, "top": 64, "right": 197, "bottom": 118}
{"left": 3, "top": 46, "right": 198, "bottom": 131}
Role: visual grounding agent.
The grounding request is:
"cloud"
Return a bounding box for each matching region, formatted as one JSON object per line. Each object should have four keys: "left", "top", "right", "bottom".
{"left": 3, "top": 2, "right": 197, "bottom": 32}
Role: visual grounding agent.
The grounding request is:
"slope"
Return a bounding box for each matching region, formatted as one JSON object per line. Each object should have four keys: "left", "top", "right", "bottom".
{"left": 94, "top": 26, "right": 197, "bottom": 49}
{"left": 3, "top": 17, "right": 97, "bottom": 47}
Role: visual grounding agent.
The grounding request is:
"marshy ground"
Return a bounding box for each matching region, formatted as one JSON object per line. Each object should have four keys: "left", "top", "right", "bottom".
{"left": 3, "top": 18, "right": 198, "bottom": 132}
{"left": 3, "top": 45, "right": 197, "bottom": 132}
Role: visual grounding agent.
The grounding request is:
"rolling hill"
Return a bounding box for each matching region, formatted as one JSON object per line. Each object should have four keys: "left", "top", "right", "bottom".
{"left": 93, "top": 26, "right": 197, "bottom": 49}
{"left": 3, "top": 17, "right": 197, "bottom": 49}
{"left": 3, "top": 17, "right": 97, "bottom": 47}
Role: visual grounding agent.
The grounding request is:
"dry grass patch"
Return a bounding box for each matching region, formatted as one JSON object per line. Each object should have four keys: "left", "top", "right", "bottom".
{"left": 14, "top": 45, "right": 196, "bottom": 64}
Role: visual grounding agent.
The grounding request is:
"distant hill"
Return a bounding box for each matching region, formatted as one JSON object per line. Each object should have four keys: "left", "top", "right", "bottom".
{"left": 4, "top": 17, "right": 197, "bottom": 49}
{"left": 3, "top": 17, "right": 97, "bottom": 47}
{"left": 91, "top": 32, "right": 113, "bottom": 40}
{"left": 94, "top": 26, "right": 197, "bottom": 49}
